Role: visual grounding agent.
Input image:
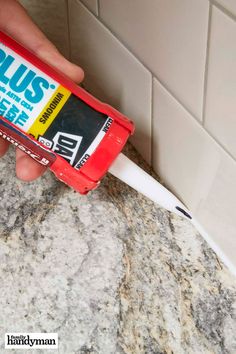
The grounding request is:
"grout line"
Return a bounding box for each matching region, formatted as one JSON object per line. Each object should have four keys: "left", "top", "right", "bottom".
{"left": 66, "top": 0, "right": 72, "bottom": 61}
{"left": 76, "top": 0, "right": 236, "bottom": 165}
{"left": 97, "top": 0, "right": 100, "bottom": 17}
{"left": 202, "top": 2, "right": 212, "bottom": 126}
{"left": 204, "top": 126, "right": 236, "bottom": 162}
{"left": 210, "top": 0, "right": 236, "bottom": 22}
{"left": 150, "top": 76, "right": 155, "bottom": 167}
{"left": 157, "top": 76, "right": 236, "bottom": 164}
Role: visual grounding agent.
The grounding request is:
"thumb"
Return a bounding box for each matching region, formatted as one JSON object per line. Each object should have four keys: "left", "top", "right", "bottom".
{"left": 33, "top": 42, "right": 84, "bottom": 84}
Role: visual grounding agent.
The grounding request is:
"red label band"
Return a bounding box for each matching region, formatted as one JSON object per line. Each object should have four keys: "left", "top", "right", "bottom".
{"left": 0, "top": 117, "right": 56, "bottom": 166}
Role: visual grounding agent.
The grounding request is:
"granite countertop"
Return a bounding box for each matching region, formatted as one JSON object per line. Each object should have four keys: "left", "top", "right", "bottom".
{"left": 0, "top": 143, "right": 236, "bottom": 354}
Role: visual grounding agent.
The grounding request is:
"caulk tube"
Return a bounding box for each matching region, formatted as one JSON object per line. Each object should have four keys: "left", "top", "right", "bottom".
{"left": 109, "top": 153, "right": 192, "bottom": 220}
{"left": 0, "top": 31, "right": 134, "bottom": 194}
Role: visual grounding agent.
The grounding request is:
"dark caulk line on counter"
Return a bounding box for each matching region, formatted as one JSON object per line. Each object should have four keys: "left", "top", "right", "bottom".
{"left": 175, "top": 206, "right": 192, "bottom": 220}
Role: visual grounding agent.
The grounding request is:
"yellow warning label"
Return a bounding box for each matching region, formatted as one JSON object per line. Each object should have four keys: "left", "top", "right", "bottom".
{"left": 27, "top": 85, "right": 71, "bottom": 138}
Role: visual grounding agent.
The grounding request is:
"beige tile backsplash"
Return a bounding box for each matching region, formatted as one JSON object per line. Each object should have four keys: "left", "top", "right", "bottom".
{"left": 205, "top": 6, "right": 236, "bottom": 159}
{"left": 19, "top": 0, "right": 236, "bottom": 271}
{"left": 99, "top": 0, "right": 209, "bottom": 120}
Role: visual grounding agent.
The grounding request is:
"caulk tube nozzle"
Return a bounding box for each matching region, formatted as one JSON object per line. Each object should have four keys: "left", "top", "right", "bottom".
{"left": 109, "top": 153, "right": 192, "bottom": 220}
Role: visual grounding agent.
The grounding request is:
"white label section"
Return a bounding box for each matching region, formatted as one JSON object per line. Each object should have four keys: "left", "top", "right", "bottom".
{"left": 52, "top": 131, "right": 83, "bottom": 165}
{"left": 0, "top": 42, "right": 59, "bottom": 131}
{"left": 75, "top": 116, "right": 113, "bottom": 169}
{"left": 5, "top": 333, "right": 58, "bottom": 349}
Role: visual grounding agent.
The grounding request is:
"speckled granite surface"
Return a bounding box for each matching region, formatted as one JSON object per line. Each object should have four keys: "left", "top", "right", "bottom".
{"left": 0, "top": 144, "right": 236, "bottom": 354}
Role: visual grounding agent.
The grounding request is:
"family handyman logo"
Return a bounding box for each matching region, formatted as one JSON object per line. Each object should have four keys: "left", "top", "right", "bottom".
{"left": 5, "top": 333, "right": 58, "bottom": 349}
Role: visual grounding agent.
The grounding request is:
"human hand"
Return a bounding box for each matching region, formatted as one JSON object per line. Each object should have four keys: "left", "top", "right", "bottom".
{"left": 0, "top": 0, "right": 84, "bottom": 181}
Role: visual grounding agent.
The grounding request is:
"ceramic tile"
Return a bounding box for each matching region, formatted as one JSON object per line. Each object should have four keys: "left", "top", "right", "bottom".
{"left": 20, "top": 0, "right": 70, "bottom": 58}
{"left": 153, "top": 78, "right": 220, "bottom": 210}
{"left": 99, "top": 0, "right": 209, "bottom": 120}
{"left": 195, "top": 154, "right": 236, "bottom": 265}
{"left": 69, "top": 0, "right": 152, "bottom": 162}
{"left": 205, "top": 6, "right": 236, "bottom": 159}
{"left": 153, "top": 78, "right": 236, "bottom": 268}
